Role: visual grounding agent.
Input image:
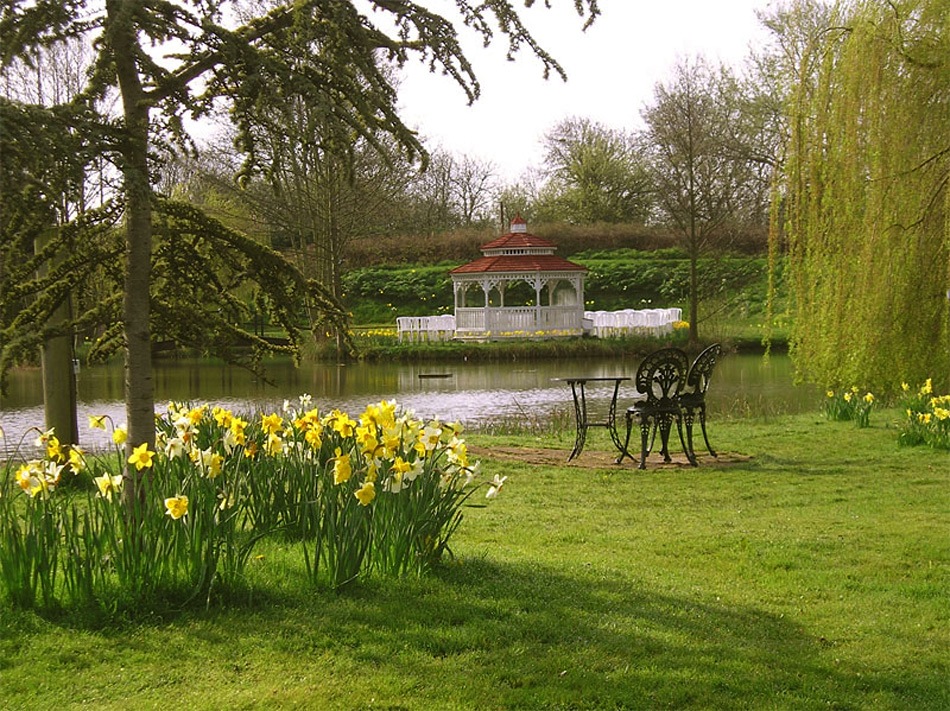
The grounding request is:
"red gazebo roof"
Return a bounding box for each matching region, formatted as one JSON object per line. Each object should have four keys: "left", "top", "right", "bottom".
{"left": 450, "top": 217, "right": 586, "bottom": 275}
{"left": 450, "top": 254, "right": 584, "bottom": 274}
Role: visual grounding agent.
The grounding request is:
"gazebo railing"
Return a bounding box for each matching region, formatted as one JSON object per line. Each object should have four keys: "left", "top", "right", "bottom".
{"left": 454, "top": 306, "right": 583, "bottom": 336}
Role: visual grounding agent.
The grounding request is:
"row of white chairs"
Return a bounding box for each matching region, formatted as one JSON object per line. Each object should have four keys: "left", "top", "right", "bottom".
{"left": 584, "top": 308, "right": 682, "bottom": 338}
{"left": 396, "top": 315, "right": 456, "bottom": 342}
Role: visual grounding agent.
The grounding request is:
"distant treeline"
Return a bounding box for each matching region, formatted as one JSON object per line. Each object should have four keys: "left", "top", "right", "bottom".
{"left": 344, "top": 222, "right": 768, "bottom": 268}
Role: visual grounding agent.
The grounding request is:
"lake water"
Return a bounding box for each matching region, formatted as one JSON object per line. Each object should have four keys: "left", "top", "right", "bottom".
{"left": 0, "top": 352, "right": 819, "bottom": 454}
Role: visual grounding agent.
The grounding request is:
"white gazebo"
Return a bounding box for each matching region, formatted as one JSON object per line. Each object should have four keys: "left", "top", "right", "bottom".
{"left": 450, "top": 217, "right": 587, "bottom": 340}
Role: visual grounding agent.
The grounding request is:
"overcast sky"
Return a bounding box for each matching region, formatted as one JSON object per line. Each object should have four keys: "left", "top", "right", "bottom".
{"left": 395, "top": 0, "right": 777, "bottom": 181}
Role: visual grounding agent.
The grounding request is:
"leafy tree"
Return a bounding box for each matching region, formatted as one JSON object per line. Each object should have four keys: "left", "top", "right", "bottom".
{"left": 776, "top": 0, "right": 950, "bottom": 391}
{"left": 538, "top": 117, "right": 652, "bottom": 224}
{"left": 642, "top": 58, "right": 766, "bottom": 343}
{"left": 0, "top": 1, "right": 598, "bottom": 498}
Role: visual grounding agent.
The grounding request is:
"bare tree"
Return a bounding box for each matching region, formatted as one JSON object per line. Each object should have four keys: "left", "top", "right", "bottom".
{"left": 642, "top": 58, "right": 764, "bottom": 343}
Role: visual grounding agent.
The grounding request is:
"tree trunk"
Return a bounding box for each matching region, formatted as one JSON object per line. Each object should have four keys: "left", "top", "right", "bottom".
{"left": 36, "top": 228, "right": 78, "bottom": 447}
{"left": 108, "top": 0, "right": 155, "bottom": 503}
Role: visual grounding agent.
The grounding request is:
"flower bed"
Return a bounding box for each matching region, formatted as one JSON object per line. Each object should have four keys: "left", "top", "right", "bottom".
{"left": 0, "top": 398, "right": 499, "bottom": 610}
{"left": 897, "top": 379, "right": 950, "bottom": 450}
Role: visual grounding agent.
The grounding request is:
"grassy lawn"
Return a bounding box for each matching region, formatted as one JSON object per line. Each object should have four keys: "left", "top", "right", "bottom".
{"left": 2, "top": 410, "right": 947, "bottom": 709}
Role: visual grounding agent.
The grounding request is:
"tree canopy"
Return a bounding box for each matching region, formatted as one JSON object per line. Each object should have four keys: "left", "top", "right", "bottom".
{"left": 538, "top": 117, "right": 652, "bottom": 224}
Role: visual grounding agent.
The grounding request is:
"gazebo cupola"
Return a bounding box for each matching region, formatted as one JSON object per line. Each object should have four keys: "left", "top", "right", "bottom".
{"left": 449, "top": 216, "right": 587, "bottom": 340}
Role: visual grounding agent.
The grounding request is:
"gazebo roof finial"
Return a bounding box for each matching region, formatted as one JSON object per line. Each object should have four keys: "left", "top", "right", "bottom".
{"left": 510, "top": 214, "right": 527, "bottom": 234}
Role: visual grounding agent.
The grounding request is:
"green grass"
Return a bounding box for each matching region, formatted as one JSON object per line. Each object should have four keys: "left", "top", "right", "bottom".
{"left": 2, "top": 410, "right": 947, "bottom": 709}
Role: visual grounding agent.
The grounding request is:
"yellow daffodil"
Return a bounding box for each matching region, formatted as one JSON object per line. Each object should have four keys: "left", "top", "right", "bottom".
{"left": 199, "top": 448, "right": 224, "bottom": 478}
{"left": 305, "top": 427, "right": 323, "bottom": 450}
{"left": 187, "top": 405, "right": 207, "bottom": 426}
{"left": 920, "top": 378, "right": 932, "bottom": 395}
{"left": 112, "top": 425, "right": 128, "bottom": 445}
{"left": 164, "top": 495, "right": 189, "bottom": 520}
{"left": 95, "top": 473, "right": 124, "bottom": 501}
{"left": 127, "top": 442, "right": 155, "bottom": 471}
{"left": 382, "top": 430, "right": 401, "bottom": 456}
{"left": 15, "top": 462, "right": 41, "bottom": 496}
{"left": 354, "top": 481, "right": 376, "bottom": 506}
{"left": 68, "top": 446, "right": 86, "bottom": 473}
{"left": 229, "top": 417, "right": 249, "bottom": 446}
{"left": 332, "top": 448, "right": 352, "bottom": 484}
{"left": 365, "top": 459, "right": 379, "bottom": 482}
{"left": 45, "top": 435, "right": 64, "bottom": 462}
{"left": 863, "top": 392, "right": 874, "bottom": 404}
{"left": 88, "top": 414, "right": 108, "bottom": 430}
{"left": 266, "top": 432, "right": 284, "bottom": 456}
{"left": 212, "top": 406, "right": 233, "bottom": 428}
{"left": 261, "top": 412, "right": 284, "bottom": 436}
{"left": 331, "top": 412, "right": 357, "bottom": 438}
{"left": 294, "top": 408, "right": 321, "bottom": 432}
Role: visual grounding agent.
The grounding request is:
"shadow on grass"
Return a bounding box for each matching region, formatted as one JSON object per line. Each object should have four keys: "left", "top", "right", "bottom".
{"left": 216, "top": 563, "right": 901, "bottom": 706}
{"left": 3, "top": 556, "right": 940, "bottom": 709}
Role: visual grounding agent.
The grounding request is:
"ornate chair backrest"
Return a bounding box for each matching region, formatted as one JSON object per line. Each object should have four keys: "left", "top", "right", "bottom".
{"left": 635, "top": 348, "right": 689, "bottom": 407}
{"left": 685, "top": 344, "right": 722, "bottom": 397}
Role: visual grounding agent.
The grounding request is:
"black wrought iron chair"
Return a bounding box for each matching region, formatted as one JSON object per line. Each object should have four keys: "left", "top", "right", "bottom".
{"left": 679, "top": 343, "right": 722, "bottom": 459}
{"left": 617, "top": 347, "right": 696, "bottom": 470}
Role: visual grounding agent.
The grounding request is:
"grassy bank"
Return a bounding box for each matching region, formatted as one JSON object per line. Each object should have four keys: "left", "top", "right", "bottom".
{"left": 2, "top": 410, "right": 947, "bottom": 709}
{"left": 321, "top": 325, "right": 784, "bottom": 364}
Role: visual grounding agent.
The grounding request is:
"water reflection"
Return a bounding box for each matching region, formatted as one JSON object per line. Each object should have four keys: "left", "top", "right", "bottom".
{"left": 0, "top": 353, "right": 819, "bottom": 455}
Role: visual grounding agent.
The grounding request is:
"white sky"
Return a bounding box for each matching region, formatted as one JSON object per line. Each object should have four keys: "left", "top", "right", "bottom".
{"left": 395, "top": 0, "right": 777, "bottom": 181}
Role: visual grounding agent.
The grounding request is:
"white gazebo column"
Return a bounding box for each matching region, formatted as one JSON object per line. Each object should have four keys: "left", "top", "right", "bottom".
{"left": 534, "top": 274, "right": 543, "bottom": 331}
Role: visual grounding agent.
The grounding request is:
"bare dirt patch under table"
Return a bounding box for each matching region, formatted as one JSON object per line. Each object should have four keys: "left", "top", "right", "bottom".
{"left": 469, "top": 446, "right": 751, "bottom": 469}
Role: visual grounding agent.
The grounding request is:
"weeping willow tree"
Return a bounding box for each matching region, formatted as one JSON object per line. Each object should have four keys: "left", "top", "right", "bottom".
{"left": 778, "top": 0, "right": 950, "bottom": 392}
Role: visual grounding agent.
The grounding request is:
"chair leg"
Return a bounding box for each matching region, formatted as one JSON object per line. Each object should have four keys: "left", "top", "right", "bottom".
{"left": 676, "top": 415, "right": 697, "bottom": 466}
{"left": 682, "top": 406, "right": 697, "bottom": 460}
{"left": 699, "top": 405, "right": 716, "bottom": 457}
{"left": 657, "top": 413, "right": 673, "bottom": 463}
{"left": 647, "top": 421, "right": 659, "bottom": 456}
{"left": 638, "top": 418, "right": 651, "bottom": 470}
{"left": 616, "top": 412, "right": 635, "bottom": 464}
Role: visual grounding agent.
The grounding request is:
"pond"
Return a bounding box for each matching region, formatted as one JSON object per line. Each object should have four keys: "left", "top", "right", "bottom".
{"left": 0, "top": 352, "right": 819, "bottom": 454}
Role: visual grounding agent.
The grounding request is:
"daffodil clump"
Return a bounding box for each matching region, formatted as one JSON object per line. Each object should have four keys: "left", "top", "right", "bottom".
{"left": 822, "top": 385, "right": 876, "bottom": 427}
{"left": 897, "top": 379, "right": 950, "bottom": 450}
{"left": 0, "top": 398, "right": 496, "bottom": 610}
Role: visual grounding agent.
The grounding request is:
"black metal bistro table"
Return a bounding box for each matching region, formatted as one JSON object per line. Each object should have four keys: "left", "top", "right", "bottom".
{"left": 553, "top": 376, "right": 631, "bottom": 461}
